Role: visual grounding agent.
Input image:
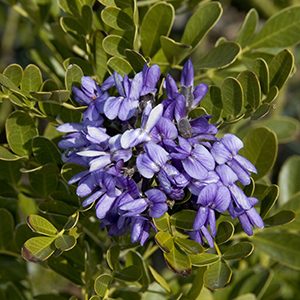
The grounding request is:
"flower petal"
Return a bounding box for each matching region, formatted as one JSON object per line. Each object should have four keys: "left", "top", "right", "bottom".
{"left": 193, "top": 144, "right": 215, "bottom": 171}
{"left": 145, "top": 142, "right": 169, "bottom": 167}
{"left": 136, "top": 153, "right": 158, "bottom": 178}
{"left": 193, "top": 206, "right": 209, "bottom": 230}
{"left": 182, "top": 157, "right": 208, "bottom": 180}
{"left": 197, "top": 184, "right": 217, "bottom": 206}
{"left": 95, "top": 194, "right": 116, "bottom": 219}
{"left": 144, "top": 104, "right": 163, "bottom": 133}
{"left": 216, "top": 164, "right": 238, "bottom": 186}
{"left": 89, "top": 155, "right": 111, "bottom": 171}
{"left": 103, "top": 96, "right": 122, "bottom": 120}
{"left": 145, "top": 189, "right": 166, "bottom": 203}
{"left": 221, "top": 134, "right": 243, "bottom": 155}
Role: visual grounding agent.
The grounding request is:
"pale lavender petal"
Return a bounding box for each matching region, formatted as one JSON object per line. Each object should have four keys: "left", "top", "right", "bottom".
{"left": 222, "top": 134, "right": 243, "bottom": 155}
{"left": 77, "top": 150, "right": 107, "bottom": 157}
{"left": 227, "top": 159, "right": 251, "bottom": 186}
{"left": 216, "top": 164, "right": 238, "bottom": 186}
{"left": 82, "top": 190, "right": 104, "bottom": 207}
{"left": 145, "top": 189, "right": 166, "bottom": 203}
{"left": 136, "top": 154, "right": 158, "bottom": 178}
{"left": 82, "top": 76, "right": 97, "bottom": 97}
{"left": 113, "top": 72, "right": 125, "bottom": 96}
{"left": 208, "top": 209, "right": 216, "bottom": 237}
{"left": 182, "top": 157, "right": 208, "bottom": 180}
{"left": 131, "top": 218, "right": 143, "bottom": 243}
{"left": 68, "top": 170, "right": 89, "bottom": 184}
{"left": 120, "top": 129, "right": 143, "bottom": 149}
{"left": 211, "top": 141, "right": 232, "bottom": 164}
{"left": 155, "top": 117, "right": 178, "bottom": 140}
{"left": 238, "top": 213, "right": 253, "bottom": 235}
{"left": 234, "top": 155, "right": 257, "bottom": 173}
{"left": 193, "top": 144, "right": 215, "bottom": 171}
{"left": 201, "top": 226, "right": 214, "bottom": 247}
{"left": 89, "top": 155, "right": 111, "bottom": 171}
{"left": 214, "top": 186, "right": 231, "bottom": 212}
{"left": 174, "top": 94, "right": 186, "bottom": 121}
{"left": 181, "top": 59, "right": 194, "bottom": 87}
{"left": 247, "top": 207, "right": 264, "bottom": 228}
{"left": 96, "top": 194, "right": 116, "bottom": 219}
{"left": 86, "top": 126, "right": 109, "bottom": 143}
{"left": 193, "top": 206, "right": 209, "bottom": 230}
{"left": 145, "top": 142, "right": 169, "bottom": 167}
{"left": 197, "top": 184, "right": 217, "bottom": 206}
{"left": 193, "top": 83, "right": 208, "bottom": 107}
{"left": 165, "top": 74, "right": 178, "bottom": 98}
{"left": 230, "top": 184, "right": 251, "bottom": 210}
{"left": 129, "top": 72, "right": 143, "bottom": 99}
{"left": 76, "top": 176, "right": 96, "bottom": 197}
{"left": 149, "top": 203, "right": 168, "bottom": 218}
{"left": 103, "top": 96, "right": 122, "bottom": 120}
{"left": 119, "top": 198, "right": 148, "bottom": 214}
{"left": 119, "top": 98, "right": 138, "bottom": 121}
{"left": 112, "top": 149, "right": 132, "bottom": 162}
{"left": 57, "top": 123, "right": 83, "bottom": 133}
{"left": 144, "top": 104, "right": 163, "bottom": 133}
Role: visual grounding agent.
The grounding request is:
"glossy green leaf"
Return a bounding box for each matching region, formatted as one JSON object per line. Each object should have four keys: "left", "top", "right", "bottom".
{"left": 21, "top": 64, "right": 43, "bottom": 92}
{"left": 278, "top": 156, "right": 300, "bottom": 204}
{"left": 251, "top": 58, "right": 269, "bottom": 95}
{"left": 32, "top": 136, "right": 61, "bottom": 164}
{"left": 28, "top": 163, "right": 58, "bottom": 196}
{"left": 175, "top": 237, "right": 203, "bottom": 254}
{"left": 240, "top": 127, "right": 277, "bottom": 180}
{"left": 65, "top": 64, "right": 83, "bottom": 91}
{"left": 27, "top": 214, "right": 58, "bottom": 236}
{"left": 0, "top": 146, "right": 24, "bottom": 161}
{"left": 94, "top": 274, "right": 112, "bottom": 297}
{"left": 60, "top": 16, "right": 86, "bottom": 35}
{"left": 256, "top": 116, "right": 300, "bottom": 144}
{"left": 107, "top": 56, "right": 132, "bottom": 76}
{"left": 233, "top": 294, "right": 257, "bottom": 300}
{"left": 155, "top": 231, "right": 174, "bottom": 253}
{"left": 107, "top": 245, "right": 120, "bottom": 271}
{"left": 164, "top": 245, "right": 191, "bottom": 276}
{"left": 55, "top": 235, "right": 77, "bottom": 251}
{"left": 223, "top": 242, "right": 254, "bottom": 260}
{"left": 3, "top": 64, "right": 23, "bottom": 86}
{"left": 215, "top": 221, "right": 235, "bottom": 245}
{"left": 125, "top": 50, "right": 147, "bottom": 72}
{"left": 190, "top": 253, "right": 220, "bottom": 267}
{"left": 153, "top": 213, "right": 171, "bottom": 232}
{"left": 195, "top": 42, "right": 240, "bottom": 69}
{"left": 259, "top": 185, "right": 279, "bottom": 218}
{"left": 204, "top": 260, "right": 232, "bottom": 290}
{"left": 237, "top": 71, "right": 261, "bottom": 110}
{"left": 184, "top": 267, "right": 207, "bottom": 300}
{"left": 6, "top": 111, "right": 38, "bottom": 156}
{"left": 0, "top": 209, "right": 14, "bottom": 249}
{"left": 81, "top": 5, "right": 93, "bottom": 33}
{"left": 148, "top": 266, "right": 171, "bottom": 293}
{"left": 253, "top": 232, "right": 300, "bottom": 270}
{"left": 281, "top": 193, "right": 300, "bottom": 230}
{"left": 140, "top": 2, "right": 174, "bottom": 57}
{"left": 160, "top": 36, "right": 192, "bottom": 65}
{"left": 236, "top": 9, "right": 258, "bottom": 48}
{"left": 264, "top": 210, "right": 295, "bottom": 227}
{"left": 0, "top": 159, "right": 22, "bottom": 184}
{"left": 262, "top": 86, "right": 278, "bottom": 104}
{"left": 248, "top": 6, "right": 300, "bottom": 49}
{"left": 181, "top": 2, "right": 222, "bottom": 50}
{"left": 94, "top": 31, "right": 107, "bottom": 82}
{"left": 170, "top": 210, "right": 196, "bottom": 231}
{"left": 221, "top": 77, "right": 243, "bottom": 118}
{"left": 22, "top": 236, "right": 55, "bottom": 262}
{"left": 114, "top": 265, "right": 142, "bottom": 282}
{"left": 103, "top": 35, "right": 130, "bottom": 57}
{"left": 268, "top": 49, "right": 294, "bottom": 89}
{"left": 101, "top": 7, "right": 134, "bottom": 31}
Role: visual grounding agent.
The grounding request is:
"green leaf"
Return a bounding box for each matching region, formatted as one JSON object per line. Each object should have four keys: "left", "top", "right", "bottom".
{"left": 221, "top": 77, "right": 243, "bottom": 118}
{"left": 148, "top": 266, "right": 171, "bottom": 293}
{"left": 28, "top": 163, "right": 59, "bottom": 196}
{"left": 259, "top": 185, "right": 279, "bottom": 218}
{"left": 61, "top": 163, "right": 86, "bottom": 182}
{"left": 155, "top": 231, "right": 174, "bottom": 253}
{"left": 233, "top": 294, "right": 257, "bottom": 300}
{"left": 268, "top": 49, "right": 294, "bottom": 90}
{"left": 153, "top": 213, "right": 171, "bottom": 232}
{"left": 278, "top": 156, "right": 300, "bottom": 204}
{"left": 170, "top": 210, "right": 196, "bottom": 231}
{"left": 94, "top": 274, "right": 112, "bottom": 297}
{"left": 114, "top": 265, "right": 142, "bottom": 282}
{"left": 175, "top": 237, "right": 203, "bottom": 254}
{"left": 27, "top": 214, "right": 58, "bottom": 236}
{"left": 0, "top": 209, "right": 14, "bottom": 249}
{"left": 251, "top": 58, "right": 269, "bottom": 95}
{"left": 253, "top": 232, "right": 300, "bottom": 270}
{"left": 204, "top": 260, "right": 232, "bottom": 290}
{"left": 81, "top": 5, "right": 93, "bottom": 33}
{"left": 164, "top": 245, "right": 192, "bottom": 276}
{"left": 102, "top": 34, "right": 131, "bottom": 56}
{"left": 140, "top": 2, "right": 174, "bottom": 57}
{"left": 181, "top": 2, "right": 222, "bottom": 49}
{"left": 22, "top": 236, "right": 55, "bottom": 262}
{"left": 107, "top": 56, "right": 132, "bottom": 76}
{"left": 262, "top": 86, "right": 278, "bottom": 104}
{"left": 190, "top": 253, "right": 220, "bottom": 267}
{"left": 32, "top": 136, "right": 61, "bottom": 164}
{"left": 215, "top": 221, "right": 235, "bottom": 245}
{"left": 6, "top": 111, "right": 38, "bottom": 156}
{"left": 125, "top": 50, "right": 147, "bottom": 72}
{"left": 60, "top": 16, "right": 86, "bottom": 35}
{"left": 264, "top": 210, "right": 295, "bottom": 227}
{"left": 195, "top": 42, "right": 240, "bottom": 69}
{"left": 248, "top": 6, "right": 300, "bottom": 49}
{"left": 101, "top": 6, "right": 134, "bottom": 31}
{"left": 0, "top": 159, "right": 22, "bottom": 184}
{"left": 223, "top": 242, "right": 254, "bottom": 260}
{"left": 0, "top": 146, "right": 24, "bottom": 161}
{"left": 237, "top": 71, "right": 261, "bottom": 110}
{"left": 240, "top": 127, "right": 277, "bottom": 180}
{"left": 236, "top": 9, "right": 258, "bottom": 48}
{"left": 54, "top": 235, "right": 77, "bottom": 251}
{"left": 21, "top": 64, "right": 43, "bottom": 92}
{"left": 160, "top": 36, "right": 192, "bottom": 65}
{"left": 106, "top": 245, "right": 120, "bottom": 270}
{"left": 184, "top": 267, "right": 207, "bottom": 300}
{"left": 65, "top": 64, "right": 83, "bottom": 91}
{"left": 3, "top": 64, "right": 23, "bottom": 86}
{"left": 93, "top": 31, "right": 107, "bottom": 82}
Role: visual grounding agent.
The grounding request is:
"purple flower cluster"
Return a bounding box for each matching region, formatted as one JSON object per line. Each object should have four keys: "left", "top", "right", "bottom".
{"left": 58, "top": 60, "right": 263, "bottom": 247}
